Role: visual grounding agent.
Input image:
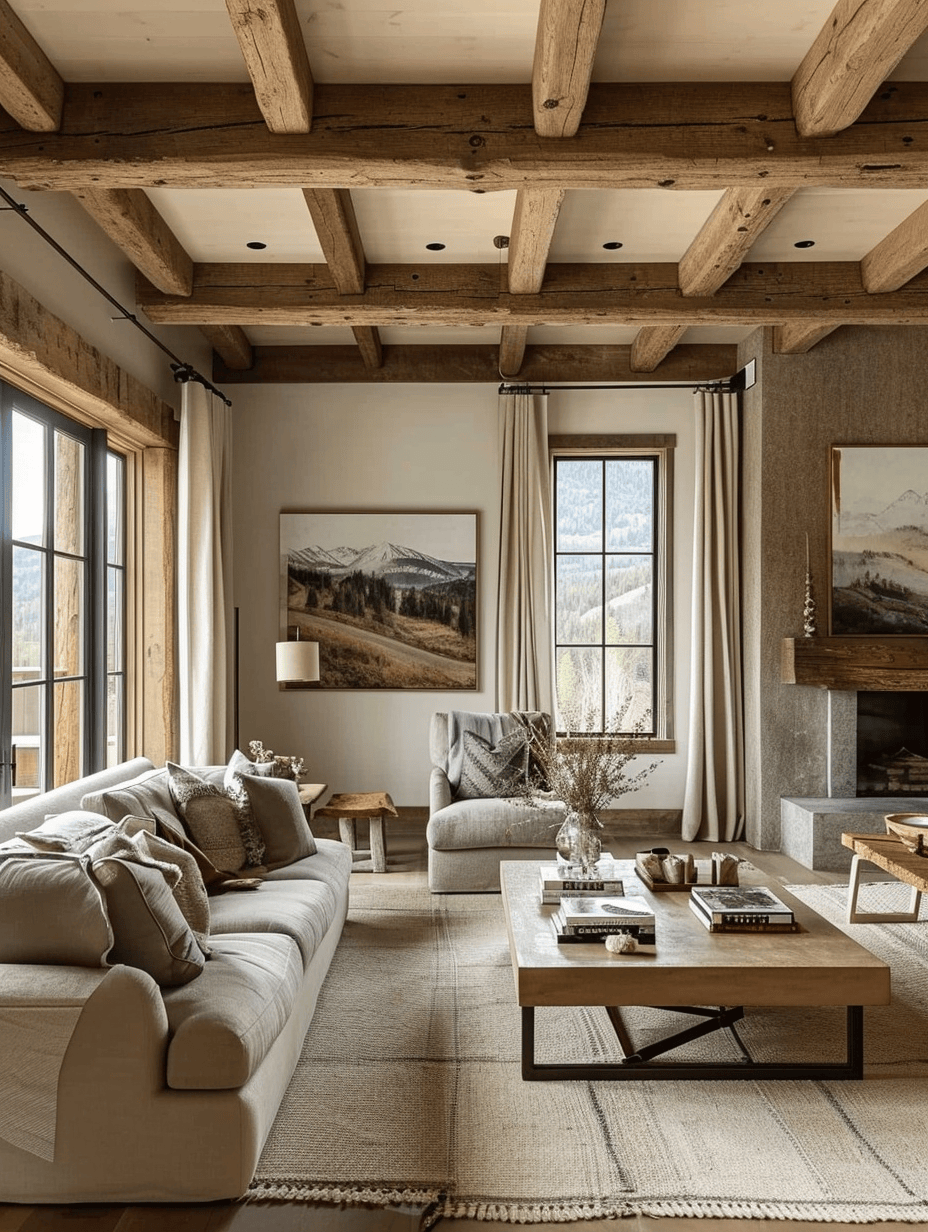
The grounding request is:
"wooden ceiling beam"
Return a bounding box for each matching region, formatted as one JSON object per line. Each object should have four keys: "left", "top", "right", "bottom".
{"left": 224, "top": 0, "right": 313, "bottom": 134}
{"left": 138, "top": 260, "right": 928, "bottom": 328}
{"left": 0, "top": 0, "right": 63, "bottom": 131}
{"left": 507, "top": 189, "right": 565, "bottom": 295}
{"left": 71, "top": 187, "right": 193, "bottom": 297}
{"left": 860, "top": 198, "right": 928, "bottom": 292}
{"left": 351, "top": 326, "right": 383, "bottom": 369}
{"left": 199, "top": 325, "right": 254, "bottom": 371}
{"left": 678, "top": 188, "right": 796, "bottom": 296}
{"left": 772, "top": 323, "right": 840, "bottom": 353}
{"left": 532, "top": 0, "right": 606, "bottom": 138}
{"left": 8, "top": 81, "right": 928, "bottom": 191}
{"left": 630, "top": 326, "right": 688, "bottom": 373}
{"left": 214, "top": 342, "right": 738, "bottom": 385}
{"left": 499, "top": 327, "right": 529, "bottom": 377}
{"left": 302, "top": 188, "right": 366, "bottom": 295}
{"left": 792, "top": 0, "right": 928, "bottom": 138}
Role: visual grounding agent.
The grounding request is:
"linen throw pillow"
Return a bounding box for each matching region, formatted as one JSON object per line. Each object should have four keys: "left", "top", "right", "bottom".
{"left": 455, "top": 729, "right": 530, "bottom": 799}
{"left": 17, "top": 810, "right": 115, "bottom": 853}
{"left": 240, "top": 774, "right": 316, "bottom": 869}
{"left": 167, "top": 762, "right": 246, "bottom": 874}
{"left": 113, "top": 823, "right": 212, "bottom": 952}
{"left": 0, "top": 852, "right": 113, "bottom": 966}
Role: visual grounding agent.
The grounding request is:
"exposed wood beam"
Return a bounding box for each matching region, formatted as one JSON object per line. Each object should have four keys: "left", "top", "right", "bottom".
{"left": 302, "top": 188, "right": 366, "bottom": 294}
{"left": 138, "top": 260, "right": 928, "bottom": 329}
{"left": 199, "top": 325, "right": 253, "bottom": 371}
{"left": 630, "top": 326, "right": 688, "bottom": 373}
{"left": 678, "top": 188, "right": 796, "bottom": 296}
{"left": 351, "top": 326, "right": 383, "bottom": 369}
{"left": 0, "top": 0, "right": 63, "bottom": 131}
{"left": 860, "top": 198, "right": 928, "bottom": 291}
{"left": 71, "top": 188, "right": 193, "bottom": 297}
{"left": 225, "top": 0, "right": 313, "bottom": 133}
{"left": 507, "top": 189, "right": 565, "bottom": 294}
{"left": 214, "top": 343, "right": 738, "bottom": 385}
{"left": 0, "top": 270, "right": 177, "bottom": 448}
{"left": 499, "top": 327, "right": 529, "bottom": 377}
{"left": 7, "top": 82, "right": 928, "bottom": 192}
{"left": 792, "top": 0, "right": 928, "bottom": 138}
{"left": 773, "top": 323, "right": 841, "bottom": 353}
{"left": 532, "top": 0, "right": 606, "bottom": 137}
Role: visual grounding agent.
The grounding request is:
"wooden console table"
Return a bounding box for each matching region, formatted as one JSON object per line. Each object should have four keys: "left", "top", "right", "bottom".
{"left": 842, "top": 832, "right": 928, "bottom": 923}
{"left": 315, "top": 791, "right": 398, "bottom": 873}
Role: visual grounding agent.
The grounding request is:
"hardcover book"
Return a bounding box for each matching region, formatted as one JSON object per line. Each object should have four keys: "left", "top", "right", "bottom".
{"left": 554, "top": 895, "right": 655, "bottom": 930}
{"left": 538, "top": 860, "right": 624, "bottom": 902}
{"left": 555, "top": 921, "right": 656, "bottom": 950}
{"left": 689, "top": 885, "right": 796, "bottom": 931}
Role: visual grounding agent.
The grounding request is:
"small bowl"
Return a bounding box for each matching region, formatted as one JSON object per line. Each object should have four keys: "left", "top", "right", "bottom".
{"left": 885, "top": 813, "right": 928, "bottom": 855}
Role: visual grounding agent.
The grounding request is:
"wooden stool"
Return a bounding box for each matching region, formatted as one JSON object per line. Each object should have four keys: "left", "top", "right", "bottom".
{"left": 842, "top": 831, "right": 928, "bottom": 923}
{"left": 315, "top": 791, "right": 398, "bottom": 872}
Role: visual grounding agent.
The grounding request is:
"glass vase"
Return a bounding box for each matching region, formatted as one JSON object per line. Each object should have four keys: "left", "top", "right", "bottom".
{"left": 555, "top": 809, "right": 604, "bottom": 874}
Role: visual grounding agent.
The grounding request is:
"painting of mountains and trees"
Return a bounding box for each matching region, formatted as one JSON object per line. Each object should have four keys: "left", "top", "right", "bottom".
{"left": 831, "top": 446, "right": 928, "bottom": 635}
{"left": 280, "top": 511, "right": 477, "bottom": 688}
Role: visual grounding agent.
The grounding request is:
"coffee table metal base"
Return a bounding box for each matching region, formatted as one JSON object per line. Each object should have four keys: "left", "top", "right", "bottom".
{"left": 521, "top": 1004, "right": 864, "bottom": 1081}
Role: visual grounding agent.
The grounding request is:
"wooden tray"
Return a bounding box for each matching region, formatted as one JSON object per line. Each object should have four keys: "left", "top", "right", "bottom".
{"left": 634, "top": 861, "right": 700, "bottom": 892}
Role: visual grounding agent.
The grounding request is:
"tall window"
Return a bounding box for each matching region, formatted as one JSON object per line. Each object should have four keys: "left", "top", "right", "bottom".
{"left": 552, "top": 441, "right": 673, "bottom": 742}
{"left": 0, "top": 385, "right": 126, "bottom": 806}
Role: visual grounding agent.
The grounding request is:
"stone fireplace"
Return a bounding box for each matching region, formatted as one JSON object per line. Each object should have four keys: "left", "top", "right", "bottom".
{"left": 779, "top": 637, "right": 928, "bottom": 871}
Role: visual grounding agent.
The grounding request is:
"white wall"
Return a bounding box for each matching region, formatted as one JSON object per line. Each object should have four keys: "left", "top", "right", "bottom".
{"left": 232, "top": 381, "right": 695, "bottom": 808}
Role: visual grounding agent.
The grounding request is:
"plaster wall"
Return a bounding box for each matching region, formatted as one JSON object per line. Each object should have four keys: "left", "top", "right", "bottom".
{"left": 231, "top": 382, "right": 696, "bottom": 807}
{"left": 739, "top": 325, "right": 928, "bottom": 850}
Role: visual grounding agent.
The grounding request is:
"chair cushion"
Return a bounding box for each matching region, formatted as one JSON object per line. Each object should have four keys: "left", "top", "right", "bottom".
{"left": 427, "top": 797, "right": 565, "bottom": 852}
{"left": 163, "top": 933, "right": 302, "bottom": 1089}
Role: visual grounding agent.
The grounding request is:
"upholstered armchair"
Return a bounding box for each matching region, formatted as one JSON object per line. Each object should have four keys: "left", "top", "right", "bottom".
{"left": 427, "top": 710, "right": 566, "bottom": 893}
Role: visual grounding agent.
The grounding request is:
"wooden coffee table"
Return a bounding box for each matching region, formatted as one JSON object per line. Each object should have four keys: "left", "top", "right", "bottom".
{"left": 500, "top": 860, "right": 890, "bottom": 1082}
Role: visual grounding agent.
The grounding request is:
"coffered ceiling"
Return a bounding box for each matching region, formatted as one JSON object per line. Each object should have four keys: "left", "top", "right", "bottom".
{"left": 2, "top": 0, "right": 928, "bottom": 384}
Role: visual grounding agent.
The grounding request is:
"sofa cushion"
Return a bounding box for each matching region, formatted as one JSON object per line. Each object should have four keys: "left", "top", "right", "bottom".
{"left": 89, "top": 845, "right": 206, "bottom": 986}
{"left": 0, "top": 853, "right": 113, "bottom": 966}
{"left": 261, "top": 836, "right": 352, "bottom": 885}
{"left": 81, "top": 767, "right": 180, "bottom": 830}
{"left": 166, "top": 762, "right": 247, "bottom": 874}
{"left": 163, "top": 933, "right": 302, "bottom": 1090}
{"left": 426, "top": 797, "right": 565, "bottom": 852}
{"left": 208, "top": 878, "right": 337, "bottom": 966}
{"left": 240, "top": 774, "right": 316, "bottom": 869}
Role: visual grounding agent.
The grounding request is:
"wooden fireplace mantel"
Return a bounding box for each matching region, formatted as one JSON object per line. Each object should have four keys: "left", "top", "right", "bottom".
{"left": 781, "top": 637, "right": 928, "bottom": 690}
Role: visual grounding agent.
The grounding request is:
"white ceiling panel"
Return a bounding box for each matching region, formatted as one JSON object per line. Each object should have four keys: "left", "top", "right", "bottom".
{"left": 549, "top": 190, "right": 725, "bottom": 263}
{"left": 351, "top": 190, "right": 517, "bottom": 263}
{"left": 145, "top": 189, "right": 326, "bottom": 263}
{"left": 748, "top": 189, "right": 928, "bottom": 262}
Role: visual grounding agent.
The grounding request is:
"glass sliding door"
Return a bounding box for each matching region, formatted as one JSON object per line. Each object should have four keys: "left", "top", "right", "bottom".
{"left": 0, "top": 385, "right": 123, "bottom": 807}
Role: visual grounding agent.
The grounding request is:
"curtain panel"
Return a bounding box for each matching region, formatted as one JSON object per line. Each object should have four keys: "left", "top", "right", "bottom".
{"left": 682, "top": 389, "right": 745, "bottom": 842}
{"left": 496, "top": 391, "right": 554, "bottom": 714}
{"left": 178, "top": 381, "right": 234, "bottom": 766}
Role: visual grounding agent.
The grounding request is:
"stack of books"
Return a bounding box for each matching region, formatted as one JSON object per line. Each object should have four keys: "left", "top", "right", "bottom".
{"left": 552, "top": 895, "right": 657, "bottom": 950}
{"left": 538, "top": 859, "right": 624, "bottom": 904}
{"left": 689, "top": 885, "right": 797, "bottom": 933}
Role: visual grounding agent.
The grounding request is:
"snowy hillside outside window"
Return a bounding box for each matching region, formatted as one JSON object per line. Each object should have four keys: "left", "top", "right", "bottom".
{"left": 552, "top": 447, "right": 671, "bottom": 739}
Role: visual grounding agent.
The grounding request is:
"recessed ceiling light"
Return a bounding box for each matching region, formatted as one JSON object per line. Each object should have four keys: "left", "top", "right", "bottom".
{"left": 425, "top": 242, "right": 446, "bottom": 251}
{"left": 794, "top": 239, "right": 815, "bottom": 248}
{"left": 246, "top": 241, "right": 267, "bottom": 250}
{"left": 603, "top": 241, "right": 623, "bottom": 250}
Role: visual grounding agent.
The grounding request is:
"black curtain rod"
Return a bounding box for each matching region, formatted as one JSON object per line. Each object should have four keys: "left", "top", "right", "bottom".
{"left": 498, "top": 380, "right": 734, "bottom": 395}
{"left": 0, "top": 184, "right": 232, "bottom": 407}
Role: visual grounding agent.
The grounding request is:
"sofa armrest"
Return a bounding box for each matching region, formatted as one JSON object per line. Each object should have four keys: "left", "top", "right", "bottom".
{"left": 429, "top": 765, "right": 453, "bottom": 817}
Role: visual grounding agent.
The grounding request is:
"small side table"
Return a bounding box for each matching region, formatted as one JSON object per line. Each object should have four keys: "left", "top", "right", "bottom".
{"left": 314, "top": 791, "right": 398, "bottom": 872}
{"left": 842, "top": 831, "right": 927, "bottom": 923}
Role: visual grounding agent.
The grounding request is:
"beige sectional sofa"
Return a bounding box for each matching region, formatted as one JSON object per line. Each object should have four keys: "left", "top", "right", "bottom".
{"left": 0, "top": 756, "right": 350, "bottom": 1204}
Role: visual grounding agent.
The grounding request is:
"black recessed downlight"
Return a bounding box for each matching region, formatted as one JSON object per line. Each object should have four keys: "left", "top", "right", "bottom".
{"left": 603, "top": 241, "right": 623, "bottom": 250}
{"left": 426, "top": 242, "right": 446, "bottom": 251}
{"left": 246, "top": 241, "right": 267, "bottom": 250}
{"left": 794, "top": 239, "right": 815, "bottom": 248}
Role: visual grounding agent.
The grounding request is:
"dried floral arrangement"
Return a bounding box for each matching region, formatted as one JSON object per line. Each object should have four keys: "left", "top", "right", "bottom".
{"left": 248, "top": 739, "right": 305, "bottom": 780}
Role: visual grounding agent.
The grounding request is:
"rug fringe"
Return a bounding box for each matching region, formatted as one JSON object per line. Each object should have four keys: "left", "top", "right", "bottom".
{"left": 245, "top": 1180, "right": 444, "bottom": 1208}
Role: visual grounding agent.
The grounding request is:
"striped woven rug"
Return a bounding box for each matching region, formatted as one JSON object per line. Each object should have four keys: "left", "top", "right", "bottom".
{"left": 249, "top": 879, "right": 928, "bottom": 1223}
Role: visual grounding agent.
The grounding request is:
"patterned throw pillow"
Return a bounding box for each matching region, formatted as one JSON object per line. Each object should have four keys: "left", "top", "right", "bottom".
{"left": 455, "top": 730, "right": 530, "bottom": 800}
{"left": 167, "top": 763, "right": 246, "bottom": 875}
{"left": 222, "top": 750, "right": 269, "bottom": 867}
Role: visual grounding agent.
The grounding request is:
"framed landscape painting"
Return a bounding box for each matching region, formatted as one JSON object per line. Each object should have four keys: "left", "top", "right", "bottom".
{"left": 830, "top": 445, "right": 928, "bottom": 635}
{"left": 279, "top": 511, "right": 477, "bottom": 689}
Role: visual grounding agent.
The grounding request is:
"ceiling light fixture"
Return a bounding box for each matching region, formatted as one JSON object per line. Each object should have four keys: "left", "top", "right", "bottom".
{"left": 425, "top": 242, "right": 446, "bottom": 251}
{"left": 246, "top": 240, "right": 267, "bottom": 250}
{"left": 794, "top": 240, "right": 815, "bottom": 248}
{"left": 603, "top": 241, "right": 623, "bottom": 250}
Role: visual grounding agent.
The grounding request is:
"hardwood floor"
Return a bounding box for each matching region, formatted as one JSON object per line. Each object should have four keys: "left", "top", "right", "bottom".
{"left": 0, "top": 828, "right": 907, "bottom": 1232}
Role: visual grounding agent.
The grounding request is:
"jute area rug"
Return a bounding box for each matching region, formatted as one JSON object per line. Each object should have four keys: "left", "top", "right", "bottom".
{"left": 248, "top": 878, "right": 928, "bottom": 1224}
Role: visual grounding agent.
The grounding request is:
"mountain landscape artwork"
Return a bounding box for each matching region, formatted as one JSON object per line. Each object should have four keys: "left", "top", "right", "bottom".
{"left": 280, "top": 512, "right": 477, "bottom": 688}
{"left": 831, "top": 446, "right": 928, "bottom": 635}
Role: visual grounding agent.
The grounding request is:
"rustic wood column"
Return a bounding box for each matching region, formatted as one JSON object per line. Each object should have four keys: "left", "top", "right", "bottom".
{"left": 138, "top": 446, "right": 178, "bottom": 766}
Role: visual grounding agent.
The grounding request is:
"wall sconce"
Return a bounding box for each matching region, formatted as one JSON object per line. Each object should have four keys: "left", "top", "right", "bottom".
{"left": 276, "top": 630, "right": 320, "bottom": 685}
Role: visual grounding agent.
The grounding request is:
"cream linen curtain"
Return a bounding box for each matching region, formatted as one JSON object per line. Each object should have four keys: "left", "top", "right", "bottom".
{"left": 496, "top": 391, "right": 554, "bottom": 713}
{"left": 682, "top": 388, "right": 745, "bottom": 842}
{"left": 178, "top": 381, "right": 234, "bottom": 766}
